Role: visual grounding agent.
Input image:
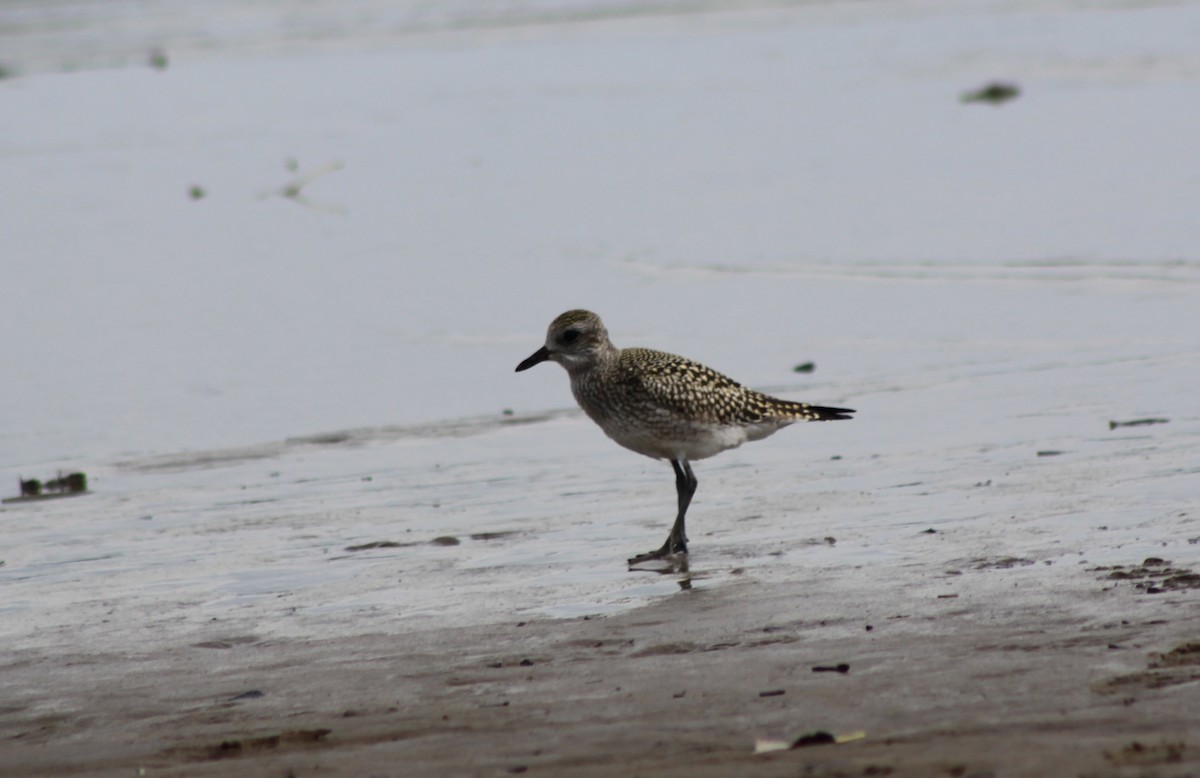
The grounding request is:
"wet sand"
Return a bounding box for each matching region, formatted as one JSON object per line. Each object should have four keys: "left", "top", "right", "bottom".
{"left": 4, "top": 1, "right": 1200, "bottom": 775}
{"left": 5, "top": 561, "right": 1198, "bottom": 777}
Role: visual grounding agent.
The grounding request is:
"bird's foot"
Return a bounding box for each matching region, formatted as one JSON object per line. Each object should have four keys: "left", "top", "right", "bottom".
{"left": 627, "top": 538, "right": 688, "bottom": 566}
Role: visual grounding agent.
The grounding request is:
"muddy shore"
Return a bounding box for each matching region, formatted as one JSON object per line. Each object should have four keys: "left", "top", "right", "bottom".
{"left": 4, "top": 1, "right": 1200, "bottom": 775}
{"left": 5, "top": 558, "right": 1197, "bottom": 778}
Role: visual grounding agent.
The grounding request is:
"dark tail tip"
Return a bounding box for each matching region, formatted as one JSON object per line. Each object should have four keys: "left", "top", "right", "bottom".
{"left": 810, "top": 406, "right": 855, "bottom": 421}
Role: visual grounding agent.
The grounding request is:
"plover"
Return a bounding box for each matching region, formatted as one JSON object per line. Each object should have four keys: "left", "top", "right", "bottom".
{"left": 516, "top": 310, "right": 854, "bottom": 564}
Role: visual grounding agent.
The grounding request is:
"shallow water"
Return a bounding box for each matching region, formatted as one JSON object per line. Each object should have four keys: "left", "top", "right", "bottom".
{"left": 1, "top": 0, "right": 1198, "bottom": 649}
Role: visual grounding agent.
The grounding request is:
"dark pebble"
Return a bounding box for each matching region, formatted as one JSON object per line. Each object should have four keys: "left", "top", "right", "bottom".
{"left": 791, "top": 731, "right": 837, "bottom": 748}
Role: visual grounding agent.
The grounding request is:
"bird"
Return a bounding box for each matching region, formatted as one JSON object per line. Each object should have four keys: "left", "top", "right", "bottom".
{"left": 515, "top": 310, "right": 854, "bottom": 564}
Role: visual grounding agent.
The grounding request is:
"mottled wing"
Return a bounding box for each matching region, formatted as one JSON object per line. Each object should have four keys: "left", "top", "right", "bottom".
{"left": 619, "top": 348, "right": 854, "bottom": 425}
{"left": 617, "top": 349, "right": 766, "bottom": 425}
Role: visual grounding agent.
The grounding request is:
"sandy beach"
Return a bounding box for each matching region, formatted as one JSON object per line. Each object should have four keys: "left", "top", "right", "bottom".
{"left": 2, "top": 0, "right": 1199, "bottom": 775}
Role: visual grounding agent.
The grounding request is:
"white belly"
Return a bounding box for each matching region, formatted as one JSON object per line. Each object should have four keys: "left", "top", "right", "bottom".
{"left": 598, "top": 418, "right": 786, "bottom": 461}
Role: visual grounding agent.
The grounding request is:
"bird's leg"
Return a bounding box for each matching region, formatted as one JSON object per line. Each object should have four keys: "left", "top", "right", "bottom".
{"left": 668, "top": 458, "right": 696, "bottom": 551}
{"left": 629, "top": 459, "right": 697, "bottom": 565}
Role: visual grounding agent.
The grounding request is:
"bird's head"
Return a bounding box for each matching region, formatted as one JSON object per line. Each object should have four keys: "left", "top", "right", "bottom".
{"left": 516, "top": 309, "right": 611, "bottom": 374}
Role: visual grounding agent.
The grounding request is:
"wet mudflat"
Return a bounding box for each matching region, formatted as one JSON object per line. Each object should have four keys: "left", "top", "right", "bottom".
{"left": 3, "top": 0, "right": 1200, "bottom": 775}
{"left": 3, "top": 349, "right": 1198, "bottom": 776}
{"left": 3, "top": 560, "right": 1198, "bottom": 777}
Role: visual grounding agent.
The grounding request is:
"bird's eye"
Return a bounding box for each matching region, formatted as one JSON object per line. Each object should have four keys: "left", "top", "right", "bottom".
{"left": 560, "top": 328, "right": 581, "bottom": 345}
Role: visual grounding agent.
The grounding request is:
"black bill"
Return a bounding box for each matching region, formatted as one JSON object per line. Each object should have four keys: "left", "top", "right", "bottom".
{"left": 515, "top": 346, "right": 551, "bottom": 372}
